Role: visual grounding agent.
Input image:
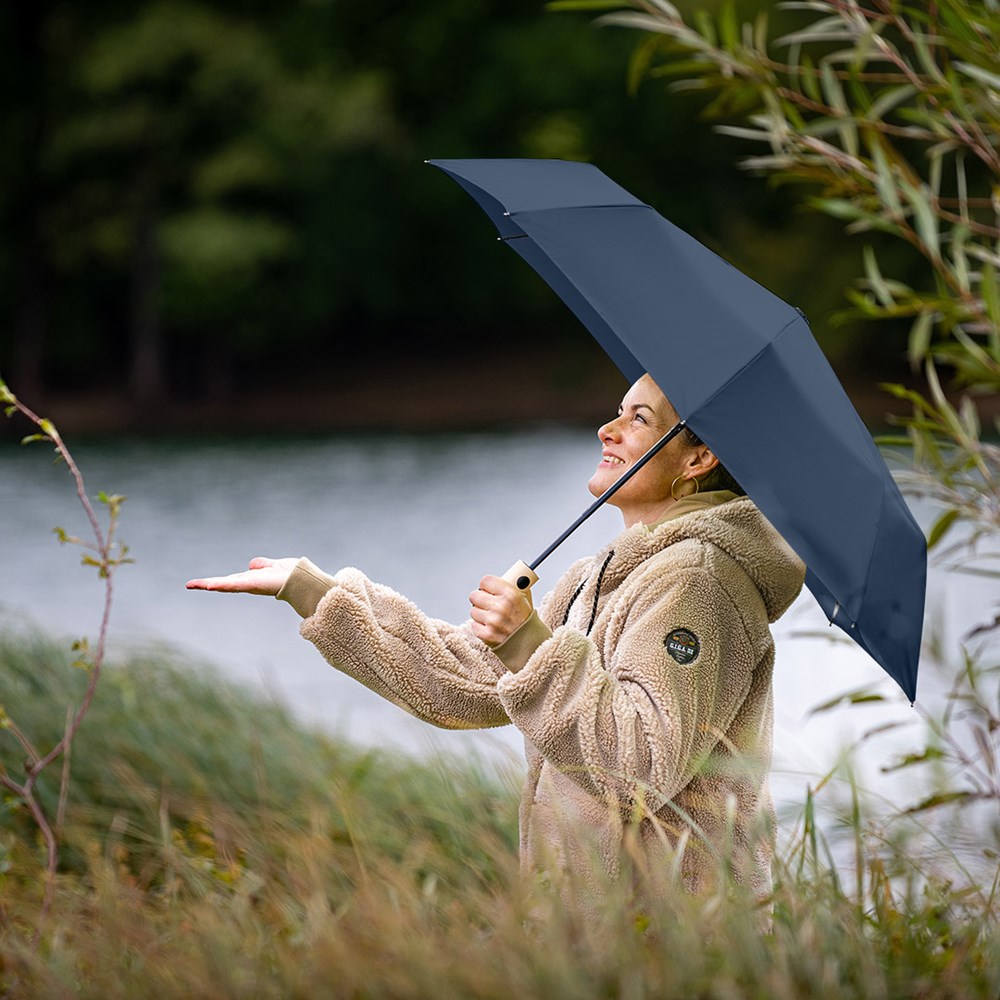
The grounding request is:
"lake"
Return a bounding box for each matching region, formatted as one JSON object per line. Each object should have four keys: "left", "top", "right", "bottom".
{"left": 0, "top": 429, "right": 990, "bottom": 835}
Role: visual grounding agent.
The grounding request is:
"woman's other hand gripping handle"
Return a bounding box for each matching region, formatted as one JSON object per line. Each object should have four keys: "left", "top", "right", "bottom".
{"left": 468, "top": 560, "right": 538, "bottom": 648}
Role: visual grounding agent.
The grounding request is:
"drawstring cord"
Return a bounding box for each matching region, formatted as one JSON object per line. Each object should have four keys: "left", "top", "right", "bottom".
{"left": 561, "top": 550, "right": 615, "bottom": 636}
{"left": 587, "top": 550, "right": 614, "bottom": 636}
{"left": 561, "top": 580, "right": 587, "bottom": 627}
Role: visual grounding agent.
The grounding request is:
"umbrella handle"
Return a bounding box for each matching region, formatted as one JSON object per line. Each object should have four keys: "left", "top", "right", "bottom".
{"left": 501, "top": 560, "right": 538, "bottom": 593}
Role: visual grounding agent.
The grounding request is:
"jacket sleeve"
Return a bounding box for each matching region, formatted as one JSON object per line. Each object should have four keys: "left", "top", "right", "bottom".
{"left": 495, "top": 553, "right": 758, "bottom": 810}
{"left": 296, "top": 566, "right": 511, "bottom": 730}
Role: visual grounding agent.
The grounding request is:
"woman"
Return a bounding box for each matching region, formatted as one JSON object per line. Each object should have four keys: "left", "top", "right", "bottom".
{"left": 187, "top": 374, "right": 804, "bottom": 903}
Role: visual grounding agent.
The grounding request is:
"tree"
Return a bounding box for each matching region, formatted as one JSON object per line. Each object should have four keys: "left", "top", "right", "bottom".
{"left": 43, "top": 1, "right": 397, "bottom": 409}
{"left": 0, "top": 0, "right": 57, "bottom": 401}
{"left": 3, "top": 0, "right": 854, "bottom": 411}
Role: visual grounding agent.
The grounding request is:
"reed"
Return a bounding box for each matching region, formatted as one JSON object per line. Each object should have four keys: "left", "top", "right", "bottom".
{"left": 2, "top": 629, "right": 999, "bottom": 998}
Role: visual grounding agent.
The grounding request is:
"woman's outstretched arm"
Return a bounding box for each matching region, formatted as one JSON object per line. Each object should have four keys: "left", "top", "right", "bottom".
{"left": 187, "top": 556, "right": 524, "bottom": 730}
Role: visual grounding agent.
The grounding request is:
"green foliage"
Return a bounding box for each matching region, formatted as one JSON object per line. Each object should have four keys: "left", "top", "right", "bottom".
{"left": 0, "top": 0, "right": 872, "bottom": 404}
{"left": 2, "top": 630, "right": 1000, "bottom": 997}
{"left": 579, "top": 0, "right": 1000, "bottom": 378}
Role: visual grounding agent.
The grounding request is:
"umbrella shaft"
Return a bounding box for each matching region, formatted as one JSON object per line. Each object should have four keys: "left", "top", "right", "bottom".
{"left": 529, "top": 420, "right": 686, "bottom": 572}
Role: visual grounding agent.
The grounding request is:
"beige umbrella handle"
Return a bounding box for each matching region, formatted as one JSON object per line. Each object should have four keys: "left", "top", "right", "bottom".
{"left": 501, "top": 560, "right": 538, "bottom": 593}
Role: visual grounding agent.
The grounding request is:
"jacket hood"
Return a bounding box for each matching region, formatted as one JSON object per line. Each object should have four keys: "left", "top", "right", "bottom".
{"left": 605, "top": 497, "right": 805, "bottom": 623}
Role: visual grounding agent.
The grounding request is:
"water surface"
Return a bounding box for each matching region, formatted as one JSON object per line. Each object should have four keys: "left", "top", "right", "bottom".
{"left": 0, "top": 430, "right": 987, "bottom": 826}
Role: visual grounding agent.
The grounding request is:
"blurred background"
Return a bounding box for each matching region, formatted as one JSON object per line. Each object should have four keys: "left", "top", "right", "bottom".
{"left": 1, "top": 0, "right": 991, "bottom": 858}
{"left": 0, "top": 0, "right": 924, "bottom": 435}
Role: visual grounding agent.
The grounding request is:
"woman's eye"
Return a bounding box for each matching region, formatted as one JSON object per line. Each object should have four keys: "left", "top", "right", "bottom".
{"left": 634, "top": 414, "right": 646, "bottom": 424}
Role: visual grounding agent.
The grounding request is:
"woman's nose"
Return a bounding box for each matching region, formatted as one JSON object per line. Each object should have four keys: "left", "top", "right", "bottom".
{"left": 598, "top": 418, "right": 621, "bottom": 442}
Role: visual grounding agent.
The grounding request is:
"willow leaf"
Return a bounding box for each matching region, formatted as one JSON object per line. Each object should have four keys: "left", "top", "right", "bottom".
{"left": 880, "top": 747, "right": 946, "bottom": 773}
{"left": 904, "top": 180, "right": 941, "bottom": 259}
{"left": 808, "top": 688, "right": 886, "bottom": 716}
{"left": 864, "top": 246, "right": 895, "bottom": 308}
{"left": 954, "top": 60, "right": 1000, "bottom": 91}
{"left": 870, "top": 142, "right": 904, "bottom": 217}
{"left": 927, "top": 507, "right": 961, "bottom": 549}
{"left": 904, "top": 790, "right": 978, "bottom": 813}
{"left": 546, "top": 0, "right": 626, "bottom": 9}
{"left": 908, "top": 312, "right": 935, "bottom": 368}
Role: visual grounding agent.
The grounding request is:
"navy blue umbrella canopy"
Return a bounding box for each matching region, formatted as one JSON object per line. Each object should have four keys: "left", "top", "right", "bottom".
{"left": 429, "top": 157, "right": 926, "bottom": 702}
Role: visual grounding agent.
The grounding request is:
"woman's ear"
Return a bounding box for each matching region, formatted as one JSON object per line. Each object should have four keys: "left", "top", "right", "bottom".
{"left": 687, "top": 445, "right": 719, "bottom": 477}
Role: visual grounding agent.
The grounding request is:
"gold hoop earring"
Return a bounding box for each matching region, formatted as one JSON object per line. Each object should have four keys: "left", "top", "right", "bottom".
{"left": 670, "top": 475, "right": 700, "bottom": 501}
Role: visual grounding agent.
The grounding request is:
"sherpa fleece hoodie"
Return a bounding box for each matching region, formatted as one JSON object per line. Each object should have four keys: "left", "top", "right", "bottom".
{"left": 277, "top": 492, "right": 804, "bottom": 903}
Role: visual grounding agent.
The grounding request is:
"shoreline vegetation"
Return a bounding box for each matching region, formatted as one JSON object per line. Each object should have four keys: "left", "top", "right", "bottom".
{"left": 4, "top": 352, "right": 993, "bottom": 440}
{"left": 1, "top": 629, "right": 999, "bottom": 998}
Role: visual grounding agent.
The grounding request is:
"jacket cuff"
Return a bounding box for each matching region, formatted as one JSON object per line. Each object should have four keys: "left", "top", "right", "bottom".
{"left": 276, "top": 557, "right": 337, "bottom": 619}
{"left": 491, "top": 610, "right": 553, "bottom": 673}
{"left": 496, "top": 625, "right": 588, "bottom": 705}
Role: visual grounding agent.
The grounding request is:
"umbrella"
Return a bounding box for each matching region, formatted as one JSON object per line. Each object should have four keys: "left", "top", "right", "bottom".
{"left": 428, "top": 157, "right": 926, "bottom": 703}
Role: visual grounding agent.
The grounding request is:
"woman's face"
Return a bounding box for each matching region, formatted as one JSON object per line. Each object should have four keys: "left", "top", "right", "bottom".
{"left": 588, "top": 374, "right": 714, "bottom": 527}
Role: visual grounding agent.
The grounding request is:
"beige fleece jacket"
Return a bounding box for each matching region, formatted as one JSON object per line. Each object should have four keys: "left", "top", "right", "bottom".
{"left": 277, "top": 493, "right": 804, "bottom": 903}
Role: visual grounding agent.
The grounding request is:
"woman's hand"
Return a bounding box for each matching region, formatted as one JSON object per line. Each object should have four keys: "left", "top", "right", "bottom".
{"left": 469, "top": 575, "right": 532, "bottom": 648}
{"left": 186, "top": 556, "right": 300, "bottom": 596}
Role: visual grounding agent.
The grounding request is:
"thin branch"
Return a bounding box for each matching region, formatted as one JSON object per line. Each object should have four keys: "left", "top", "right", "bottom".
{"left": 0, "top": 380, "right": 125, "bottom": 944}
{"left": 55, "top": 704, "right": 74, "bottom": 842}
{"left": 933, "top": 204, "right": 1000, "bottom": 238}
{"left": 0, "top": 772, "right": 26, "bottom": 799}
{"left": 26, "top": 572, "right": 112, "bottom": 788}
{"left": 3, "top": 718, "right": 42, "bottom": 767}
{"left": 23, "top": 791, "right": 58, "bottom": 948}
{"left": 868, "top": 26, "right": 1000, "bottom": 174}
{"left": 8, "top": 396, "right": 107, "bottom": 554}
{"left": 771, "top": 84, "right": 939, "bottom": 141}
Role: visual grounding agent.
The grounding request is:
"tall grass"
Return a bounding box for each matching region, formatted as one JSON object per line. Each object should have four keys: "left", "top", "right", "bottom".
{"left": 2, "top": 628, "right": 999, "bottom": 998}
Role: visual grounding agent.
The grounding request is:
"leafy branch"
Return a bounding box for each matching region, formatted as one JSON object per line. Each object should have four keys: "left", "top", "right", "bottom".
{"left": 0, "top": 374, "right": 131, "bottom": 942}
{"left": 555, "top": 0, "right": 1000, "bottom": 378}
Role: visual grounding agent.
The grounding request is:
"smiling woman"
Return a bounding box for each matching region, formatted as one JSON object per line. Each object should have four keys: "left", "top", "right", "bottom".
{"left": 186, "top": 373, "right": 805, "bottom": 918}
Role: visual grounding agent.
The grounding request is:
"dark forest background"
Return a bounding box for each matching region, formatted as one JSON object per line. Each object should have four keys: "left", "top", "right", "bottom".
{"left": 0, "top": 0, "right": 922, "bottom": 432}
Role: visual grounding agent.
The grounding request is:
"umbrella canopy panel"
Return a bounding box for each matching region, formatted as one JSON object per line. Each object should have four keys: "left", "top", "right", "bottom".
{"left": 509, "top": 205, "right": 799, "bottom": 418}
{"left": 689, "top": 314, "right": 925, "bottom": 699}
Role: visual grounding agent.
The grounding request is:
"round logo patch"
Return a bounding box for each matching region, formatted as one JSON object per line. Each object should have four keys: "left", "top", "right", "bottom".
{"left": 665, "top": 628, "right": 700, "bottom": 665}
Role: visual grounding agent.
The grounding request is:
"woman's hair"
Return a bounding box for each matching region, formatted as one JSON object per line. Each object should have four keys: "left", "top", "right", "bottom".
{"left": 680, "top": 427, "right": 746, "bottom": 496}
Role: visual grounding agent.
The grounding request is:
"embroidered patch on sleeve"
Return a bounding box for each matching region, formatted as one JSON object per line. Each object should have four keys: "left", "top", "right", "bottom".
{"left": 665, "top": 628, "right": 700, "bottom": 665}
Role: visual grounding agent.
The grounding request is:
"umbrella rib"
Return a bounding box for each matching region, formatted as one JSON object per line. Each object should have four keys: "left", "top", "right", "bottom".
{"left": 685, "top": 312, "right": 878, "bottom": 627}
{"left": 506, "top": 203, "right": 650, "bottom": 218}
{"left": 854, "top": 478, "right": 889, "bottom": 629}
{"left": 691, "top": 313, "right": 893, "bottom": 634}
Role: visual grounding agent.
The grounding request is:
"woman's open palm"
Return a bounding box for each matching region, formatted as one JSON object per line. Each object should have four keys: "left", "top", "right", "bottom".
{"left": 186, "top": 556, "right": 300, "bottom": 596}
